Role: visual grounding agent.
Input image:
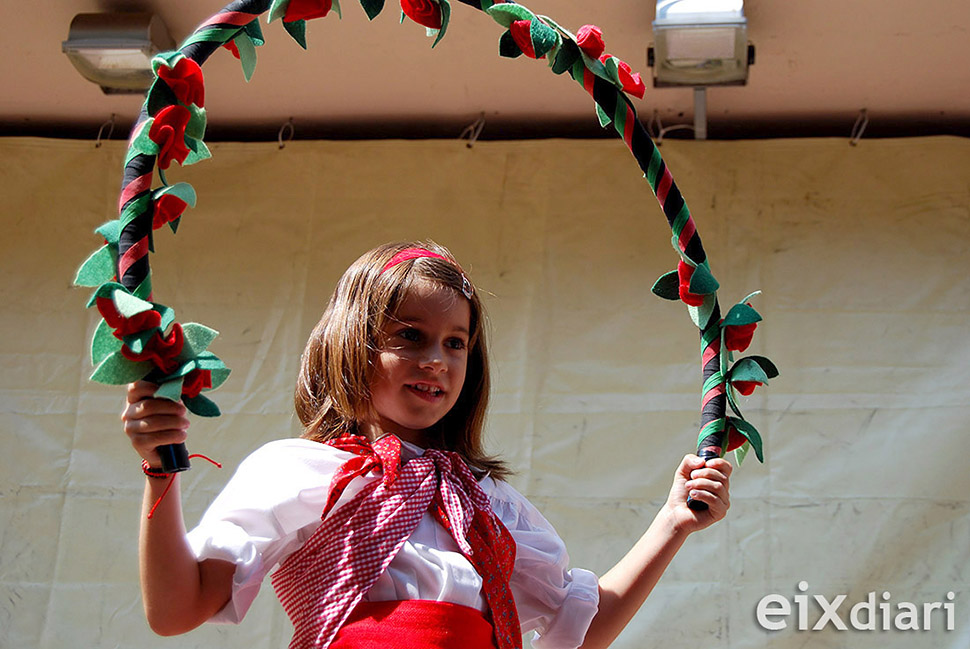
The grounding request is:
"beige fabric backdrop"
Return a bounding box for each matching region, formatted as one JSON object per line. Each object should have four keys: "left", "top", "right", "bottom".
{"left": 1, "top": 136, "right": 968, "bottom": 648}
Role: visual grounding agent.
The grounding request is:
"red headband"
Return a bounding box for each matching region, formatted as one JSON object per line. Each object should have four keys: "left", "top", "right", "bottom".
{"left": 381, "top": 247, "right": 474, "bottom": 299}
{"left": 381, "top": 248, "right": 449, "bottom": 273}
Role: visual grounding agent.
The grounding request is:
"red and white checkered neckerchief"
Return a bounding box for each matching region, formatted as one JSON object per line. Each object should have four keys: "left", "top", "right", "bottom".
{"left": 271, "top": 434, "right": 521, "bottom": 649}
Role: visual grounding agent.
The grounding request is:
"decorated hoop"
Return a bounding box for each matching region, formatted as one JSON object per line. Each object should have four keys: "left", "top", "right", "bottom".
{"left": 74, "top": 0, "right": 777, "bottom": 487}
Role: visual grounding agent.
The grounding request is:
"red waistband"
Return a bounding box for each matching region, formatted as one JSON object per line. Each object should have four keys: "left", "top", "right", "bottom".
{"left": 329, "top": 600, "right": 498, "bottom": 649}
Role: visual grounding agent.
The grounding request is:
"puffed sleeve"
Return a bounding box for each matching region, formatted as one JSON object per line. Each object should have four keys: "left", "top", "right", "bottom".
{"left": 483, "top": 479, "right": 600, "bottom": 649}
{"left": 185, "top": 438, "right": 363, "bottom": 623}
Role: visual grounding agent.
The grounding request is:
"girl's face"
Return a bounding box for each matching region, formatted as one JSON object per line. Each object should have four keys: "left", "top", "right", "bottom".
{"left": 366, "top": 279, "right": 471, "bottom": 446}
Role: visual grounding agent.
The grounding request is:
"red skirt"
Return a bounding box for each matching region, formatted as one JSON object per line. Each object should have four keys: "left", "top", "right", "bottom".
{"left": 329, "top": 600, "right": 498, "bottom": 649}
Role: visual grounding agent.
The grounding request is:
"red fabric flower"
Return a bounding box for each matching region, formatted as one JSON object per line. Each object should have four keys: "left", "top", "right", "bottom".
{"left": 148, "top": 105, "right": 191, "bottom": 170}
{"left": 284, "top": 0, "right": 333, "bottom": 22}
{"left": 677, "top": 260, "right": 706, "bottom": 306}
{"left": 400, "top": 0, "right": 442, "bottom": 29}
{"left": 600, "top": 54, "right": 646, "bottom": 99}
{"left": 157, "top": 58, "right": 205, "bottom": 108}
{"left": 575, "top": 24, "right": 605, "bottom": 59}
{"left": 726, "top": 426, "right": 747, "bottom": 452}
{"left": 121, "top": 323, "right": 185, "bottom": 374}
{"left": 96, "top": 297, "right": 163, "bottom": 339}
{"left": 223, "top": 41, "right": 241, "bottom": 59}
{"left": 732, "top": 380, "right": 762, "bottom": 396}
{"left": 182, "top": 369, "right": 213, "bottom": 398}
{"left": 152, "top": 194, "right": 188, "bottom": 230}
{"left": 723, "top": 311, "right": 758, "bottom": 352}
{"left": 510, "top": 20, "right": 538, "bottom": 58}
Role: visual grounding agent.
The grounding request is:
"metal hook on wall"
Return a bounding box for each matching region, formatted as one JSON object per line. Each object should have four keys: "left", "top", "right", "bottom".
{"left": 278, "top": 118, "right": 294, "bottom": 149}
{"left": 850, "top": 109, "right": 869, "bottom": 146}
{"left": 95, "top": 114, "right": 116, "bottom": 148}
{"left": 459, "top": 113, "right": 486, "bottom": 148}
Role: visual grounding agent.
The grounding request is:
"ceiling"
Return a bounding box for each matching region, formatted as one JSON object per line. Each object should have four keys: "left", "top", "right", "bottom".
{"left": 3, "top": 0, "right": 969, "bottom": 141}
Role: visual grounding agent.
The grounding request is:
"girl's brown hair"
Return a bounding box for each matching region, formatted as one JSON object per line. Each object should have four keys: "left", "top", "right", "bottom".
{"left": 295, "top": 241, "right": 508, "bottom": 479}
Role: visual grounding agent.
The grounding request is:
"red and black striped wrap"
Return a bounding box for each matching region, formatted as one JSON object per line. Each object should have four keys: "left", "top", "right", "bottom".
{"left": 453, "top": 0, "right": 729, "bottom": 505}
{"left": 116, "top": 0, "right": 272, "bottom": 471}
{"left": 573, "top": 68, "right": 727, "bottom": 492}
{"left": 113, "top": 0, "right": 756, "bottom": 480}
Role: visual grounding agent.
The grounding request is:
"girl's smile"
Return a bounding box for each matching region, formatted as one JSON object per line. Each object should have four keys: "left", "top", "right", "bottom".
{"left": 365, "top": 279, "right": 470, "bottom": 445}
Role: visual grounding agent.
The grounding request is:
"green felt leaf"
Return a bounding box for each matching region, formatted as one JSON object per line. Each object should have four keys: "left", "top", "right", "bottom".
{"left": 123, "top": 328, "right": 157, "bottom": 355}
{"left": 91, "top": 318, "right": 122, "bottom": 366}
{"left": 651, "top": 270, "right": 680, "bottom": 301}
{"left": 128, "top": 122, "right": 160, "bottom": 158}
{"left": 209, "top": 367, "right": 231, "bottom": 390}
{"left": 729, "top": 357, "right": 770, "bottom": 384}
{"left": 268, "top": 0, "right": 289, "bottom": 22}
{"left": 86, "top": 281, "right": 127, "bottom": 308}
{"left": 153, "top": 377, "right": 184, "bottom": 401}
{"left": 688, "top": 262, "right": 720, "bottom": 295}
{"left": 153, "top": 182, "right": 198, "bottom": 208}
{"left": 486, "top": 3, "right": 536, "bottom": 28}
{"left": 113, "top": 289, "right": 154, "bottom": 318}
{"left": 431, "top": 0, "right": 451, "bottom": 48}
{"left": 743, "top": 355, "right": 780, "bottom": 379}
{"left": 194, "top": 352, "right": 227, "bottom": 372}
{"left": 578, "top": 52, "right": 611, "bottom": 85}
{"left": 183, "top": 138, "right": 212, "bottom": 165}
{"left": 725, "top": 379, "right": 744, "bottom": 418}
{"left": 728, "top": 417, "right": 764, "bottom": 462}
{"left": 360, "top": 0, "right": 385, "bottom": 20}
{"left": 332, "top": 0, "right": 342, "bottom": 18}
{"left": 183, "top": 393, "right": 221, "bottom": 417}
{"left": 243, "top": 18, "right": 265, "bottom": 46}
{"left": 94, "top": 220, "right": 121, "bottom": 245}
{"left": 150, "top": 51, "right": 184, "bottom": 74}
{"left": 529, "top": 18, "right": 559, "bottom": 58}
{"left": 168, "top": 217, "right": 181, "bottom": 234}
{"left": 599, "top": 55, "right": 623, "bottom": 89}
{"left": 536, "top": 12, "right": 568, "bottom": 34}
{"left": 687, "top": 294, "right": 717, "bottom": 330}
{"left": 595, "top": 103, "right": 612, "bottom": 128}
{"left": 498, "top": 30, "right": 523, "bottom": 58}
{"left": 551, "top": 38, "right": 580, "bottom": 74}
{"left": 155, "top": 304, "right": 176, "bottom": 332}
{"left": 146, "top": 77, "right": 179, "bottom": 118}
{"left": 723, "top": 302, "right": 762, "bottom": 327}
{"left": 179, "top": 323, "right": 219, "bottom": 360}
{"left": 185, "top": 104, "right": 207, "bottom": 141}
{"left": 282, "top": 18, "right": 308, "bottom": 48}
{"left": 74, "top": 244, "right": 115, "bottom": 287}
{"left": 734, "top": 441, "right": 750, "bottom": 465}
{"left": 234, "top": 32, "right": 258, "bottom": 81}
{"left": 90, "top": 351, "right": 152, "bottom": 385}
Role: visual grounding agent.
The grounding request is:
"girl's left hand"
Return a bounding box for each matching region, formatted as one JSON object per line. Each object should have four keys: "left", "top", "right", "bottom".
{"left": 663, "top": 454, "right": 732, "bottom": 534}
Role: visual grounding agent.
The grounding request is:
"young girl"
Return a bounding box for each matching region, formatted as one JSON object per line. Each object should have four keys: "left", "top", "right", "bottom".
{"left": 123, "top": 240, "right": 731, "bottom": 649}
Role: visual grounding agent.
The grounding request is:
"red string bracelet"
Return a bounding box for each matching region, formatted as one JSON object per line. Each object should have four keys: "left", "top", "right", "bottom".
{"left": 144, "top": 453, "right": 222, "bottom": 520}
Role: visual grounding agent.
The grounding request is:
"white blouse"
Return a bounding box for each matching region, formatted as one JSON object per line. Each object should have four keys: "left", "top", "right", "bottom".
{"left": 186, "top": 438, "right": 600, "bottom": 649}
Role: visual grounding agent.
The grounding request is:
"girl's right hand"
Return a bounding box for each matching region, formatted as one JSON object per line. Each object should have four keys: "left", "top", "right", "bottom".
{"left": 122, "top": 381, "right": 190, "bottom": 468}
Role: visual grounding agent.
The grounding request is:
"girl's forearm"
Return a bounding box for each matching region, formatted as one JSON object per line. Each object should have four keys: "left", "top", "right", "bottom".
{"left": 580, "top": 507, "right": 688, "bottom": 649}
{"left": 139, "top": 476, "right": 234, "bottom": 635}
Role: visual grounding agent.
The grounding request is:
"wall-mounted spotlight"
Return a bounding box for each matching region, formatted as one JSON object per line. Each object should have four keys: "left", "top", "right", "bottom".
{"left": 648, "top": 0, "right": 754, "bottom": 87}
{"left": 647, "top": 0, "right": 755, "bottom": 139}
{"left": 62, "top": 13, "right": 175, "bottom": 95}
